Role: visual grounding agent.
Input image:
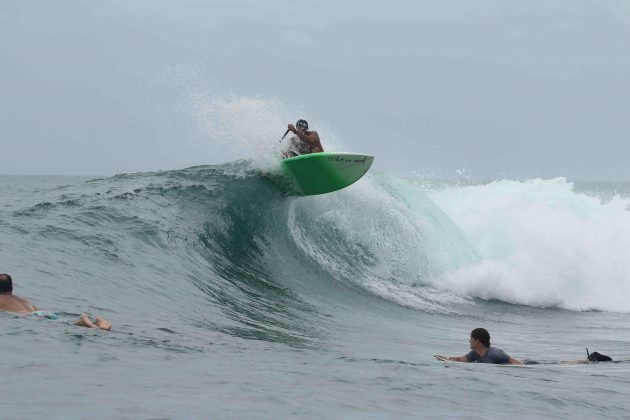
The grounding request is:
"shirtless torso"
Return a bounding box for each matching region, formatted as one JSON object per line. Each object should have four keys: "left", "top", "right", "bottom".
{"left": 294, "top": 129, "right": 323, "bottom": 154}
{"left": 0, "top": 294, "right": 37, "bottom": 314}
{"left": 285, "top": 122, "right": 324, "bottom": 156}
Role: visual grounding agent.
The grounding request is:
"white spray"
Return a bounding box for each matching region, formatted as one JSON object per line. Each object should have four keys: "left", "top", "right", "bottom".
{"left": 429, "top": 178, "right": 630, "bottom": 312}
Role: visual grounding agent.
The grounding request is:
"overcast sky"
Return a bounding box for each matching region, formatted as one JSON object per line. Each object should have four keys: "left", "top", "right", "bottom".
{"left": 1, "top": 0, "right": 629, "bottom": 180}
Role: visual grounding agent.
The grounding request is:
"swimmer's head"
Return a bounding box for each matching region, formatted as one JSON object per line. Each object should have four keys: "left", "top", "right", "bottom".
{"left": 0, "top": 274, "right": 13, "bottom": 293}
{"left": 470, "top": 327, "right": 491, "bottom": 347}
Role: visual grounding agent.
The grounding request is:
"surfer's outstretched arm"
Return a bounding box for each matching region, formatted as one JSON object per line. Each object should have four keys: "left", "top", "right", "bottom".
{"left": 435, "top": 354, "right": 469, "bottom": 362}
{"left": 508, "top": 357, "right": 523, "bottom": 365}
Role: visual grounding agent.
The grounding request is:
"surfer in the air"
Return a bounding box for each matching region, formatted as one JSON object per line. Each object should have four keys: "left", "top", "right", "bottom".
{"left": 435, "top": 327, "right": 522, "bottom": 365}
{"left": 0, "top": 273, "right": 112, "bottom": 330}
{"left": 283, "top": 119, "right": 324, "bottom": 158}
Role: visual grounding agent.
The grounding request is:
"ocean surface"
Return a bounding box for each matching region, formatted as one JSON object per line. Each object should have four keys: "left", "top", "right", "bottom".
{"left": 1, "top": 166, "right": 630, "bottom": 419}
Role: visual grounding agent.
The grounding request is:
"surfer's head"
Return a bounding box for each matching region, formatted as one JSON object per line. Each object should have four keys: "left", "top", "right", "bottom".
{"left": 0, "top": 274, "right": 13, "bottom": 294}
{"left": 470, "top": 328, "right": 491, "bottom": 348}
{"left": 296, "top": 119, "right": 308, "bottom": 132}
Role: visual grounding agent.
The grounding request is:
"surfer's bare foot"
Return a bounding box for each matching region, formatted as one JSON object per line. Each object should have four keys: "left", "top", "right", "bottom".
{"left": 75, "top": 313, "right": 96, "bottom": 328}
{"left": 94, "top": 316, "right": 112, "bottom": 331}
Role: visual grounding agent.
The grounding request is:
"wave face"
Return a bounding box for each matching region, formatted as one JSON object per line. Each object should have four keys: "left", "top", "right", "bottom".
{"left": 3, "top": 168, "right": 630, "bottom": 352}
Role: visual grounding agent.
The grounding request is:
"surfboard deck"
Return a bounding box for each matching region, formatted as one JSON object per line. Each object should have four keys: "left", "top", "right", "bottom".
{"left": 280, "top": 152, "right": 374, "bottom": 196}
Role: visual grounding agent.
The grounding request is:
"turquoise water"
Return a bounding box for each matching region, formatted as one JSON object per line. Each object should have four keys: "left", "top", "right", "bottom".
{"left": 1, "top": 167, "right": 629, "bottom": 418}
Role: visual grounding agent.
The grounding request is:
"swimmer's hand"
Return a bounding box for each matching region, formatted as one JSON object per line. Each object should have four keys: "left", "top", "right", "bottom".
{"left": 434, "top": 355, "right": 449, "bottom": 361}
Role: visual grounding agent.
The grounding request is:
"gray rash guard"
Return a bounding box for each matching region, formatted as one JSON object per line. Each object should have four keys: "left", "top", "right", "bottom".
{"left": 465, "top": 346, "right": 511, "bottom": 364}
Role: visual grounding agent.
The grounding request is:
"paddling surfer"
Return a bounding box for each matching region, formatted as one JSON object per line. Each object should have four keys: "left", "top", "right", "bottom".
{"left": 284, "top": 119, "right": 324, "bottom": 157}
{"left": 0, "top": 273, "right": 112, "bottom": 330}
{"left": 435, "top": 328, "right": 522, "bottom": 365}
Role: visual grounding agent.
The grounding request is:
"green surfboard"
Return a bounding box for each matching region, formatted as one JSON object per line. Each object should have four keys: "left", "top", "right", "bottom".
{"left": 280, "top": 152, "right": 374, "bottom": 195}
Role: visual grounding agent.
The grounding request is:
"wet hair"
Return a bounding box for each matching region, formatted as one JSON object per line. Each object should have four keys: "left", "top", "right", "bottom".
{"left": 471, "top": 328, "right": 491, "bottom": 347}
{"left": 296, "top": 119, "right": 308, "bottom": 131}
{"left": 0, "top": 274, "right": 13, "bottom": 293}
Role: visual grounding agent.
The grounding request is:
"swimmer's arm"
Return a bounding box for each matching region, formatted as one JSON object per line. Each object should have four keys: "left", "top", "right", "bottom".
{"left": 435, "top": 354, "right": 470, "bottom": 362}
{"left": 508, "top": 357, "right": 523, "bottom": 365}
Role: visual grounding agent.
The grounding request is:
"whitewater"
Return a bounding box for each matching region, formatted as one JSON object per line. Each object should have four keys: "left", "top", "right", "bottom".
{"left": 1, "top": 165, "right": 630, "bottom": 418}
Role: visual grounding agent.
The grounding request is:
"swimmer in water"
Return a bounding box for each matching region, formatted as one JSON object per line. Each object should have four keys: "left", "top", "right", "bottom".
{"left": 435, "top": 328, "right": 522, "bottom": 365}
{"left": 0, "top": 273, "right": 111, "bottom": 330}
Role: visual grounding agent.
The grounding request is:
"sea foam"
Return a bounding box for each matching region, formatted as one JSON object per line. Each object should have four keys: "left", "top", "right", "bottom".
{"left": 429, "top": 178, "right": 630, "bottom": 312}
